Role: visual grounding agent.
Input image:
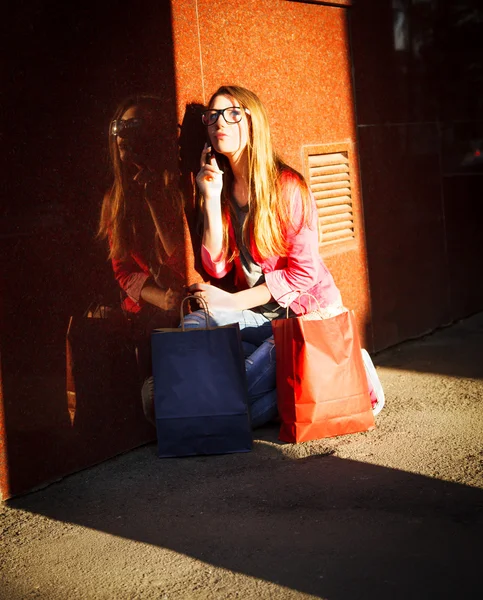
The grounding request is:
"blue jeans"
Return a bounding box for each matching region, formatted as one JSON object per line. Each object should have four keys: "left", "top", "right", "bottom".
{"left": 182, "top": 309, "right": 278, "bottom": 428}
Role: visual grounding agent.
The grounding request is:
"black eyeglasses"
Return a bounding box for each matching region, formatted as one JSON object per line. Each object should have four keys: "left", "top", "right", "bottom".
{"left": 201, "top": 106, "right": 250, "bottom": 126}
{"left": 110, "top": 118, "right": 145, "bottom": 138}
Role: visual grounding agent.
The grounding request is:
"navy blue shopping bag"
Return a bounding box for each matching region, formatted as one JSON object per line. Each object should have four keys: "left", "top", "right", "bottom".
{"left": 151, "top": 297, "right": 252, "bottom": 457}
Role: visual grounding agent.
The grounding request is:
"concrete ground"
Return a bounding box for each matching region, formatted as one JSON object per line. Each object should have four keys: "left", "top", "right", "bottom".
{"left": 1, "top": 314, "right": 483, "bottom": 600}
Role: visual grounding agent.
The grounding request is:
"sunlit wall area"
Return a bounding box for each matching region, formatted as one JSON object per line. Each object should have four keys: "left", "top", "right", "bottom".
{"left": 172, "top": 0, "right": 373, "bottom": 346}
{"left": 351, "top": 0, "right": 483, "bottom": 350}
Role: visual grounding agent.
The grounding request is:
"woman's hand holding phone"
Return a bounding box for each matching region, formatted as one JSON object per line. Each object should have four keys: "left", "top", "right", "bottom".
{"left": 197, "top": 143, "right": 225, "bottom": 259}
{"left": 196, "top": 143, "right": 223, "bottom": 202}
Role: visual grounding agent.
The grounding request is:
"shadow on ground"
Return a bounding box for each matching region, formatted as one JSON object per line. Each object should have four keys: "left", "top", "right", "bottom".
{"left": 7, "top": 431, "right": 483, "bottom": 599}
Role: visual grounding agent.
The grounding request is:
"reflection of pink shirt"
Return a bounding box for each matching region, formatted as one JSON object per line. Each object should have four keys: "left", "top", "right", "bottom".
{"left": 112, "top": 252, "right": 151, "bottom": 314}
{"left": 111, "top": 245, "right": 184, "bottom": 314}
{"left": 201, "top": 172, "right": 342, "bottom": 316}
{"left": 108, "top": 203, "right": 195, "bottom": 314}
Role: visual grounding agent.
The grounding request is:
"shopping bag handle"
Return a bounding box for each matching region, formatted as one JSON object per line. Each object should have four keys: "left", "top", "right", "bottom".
{"left": 285, "top": 291, "right": 322, "bottom": 318}
{"left": 180, "top": 295, "right": 212, "bottom": 331}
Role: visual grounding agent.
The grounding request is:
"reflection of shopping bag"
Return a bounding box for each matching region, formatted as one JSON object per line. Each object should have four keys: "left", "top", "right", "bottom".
{"left": 151, "top": 297, "right": 252, "bottom": 457}
{"left": 272, "top": 309, "right": 375, "bottom": 443}
{"left": 66, "top": 303, "right": 141, "bottom": 427}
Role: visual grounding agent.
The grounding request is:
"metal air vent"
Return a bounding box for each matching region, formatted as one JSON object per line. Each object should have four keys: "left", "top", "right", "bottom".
{"left": 306, "top": 149, "right": 355, "bottom": 247}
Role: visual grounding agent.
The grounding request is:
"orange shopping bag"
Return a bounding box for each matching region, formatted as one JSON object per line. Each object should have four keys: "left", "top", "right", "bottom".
{"left": 272, "top": 309, "right": 375, "bottom": 443}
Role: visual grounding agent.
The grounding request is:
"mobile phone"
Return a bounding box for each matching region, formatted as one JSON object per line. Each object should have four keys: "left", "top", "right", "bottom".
{"left": 206, "top": 146, "right": 215, "bottom": 163}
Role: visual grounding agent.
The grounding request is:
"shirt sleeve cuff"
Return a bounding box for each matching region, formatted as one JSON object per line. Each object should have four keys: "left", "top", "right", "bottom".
{"left": 201, "top": 244, "right": 231, "bottom": 279}
{"left": 125, "top": 272, "right": 151, "bottom": 303}
{"left": 264, "top": 271, "right": 300, "bottom": 308}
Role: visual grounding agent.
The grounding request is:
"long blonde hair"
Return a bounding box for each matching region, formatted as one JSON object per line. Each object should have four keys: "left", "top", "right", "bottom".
{"left": 207, "top": 85, "right": 313, "bottom": 261}
{"left": 98, "top": 95, "right": 177, "bottom": 261}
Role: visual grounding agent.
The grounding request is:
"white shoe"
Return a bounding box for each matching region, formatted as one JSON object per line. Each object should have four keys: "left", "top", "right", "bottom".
{"left": 361, "top": 348, "right": 385, "bottom": 416}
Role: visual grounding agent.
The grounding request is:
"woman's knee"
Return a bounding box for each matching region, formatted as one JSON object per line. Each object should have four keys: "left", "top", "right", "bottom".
{"left": 249, "top": 390, "right": 278, "bottom": 429}
{"left": 245, "top": 336, "right": 276, "bottom": 389}
{"left": 182, "top": 309, "right": 210, "bottom": 329}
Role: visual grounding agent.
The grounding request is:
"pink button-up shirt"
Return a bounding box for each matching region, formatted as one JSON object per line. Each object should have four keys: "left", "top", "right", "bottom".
{"left": 201, "top": 172, "right": 342, "bottom": 315}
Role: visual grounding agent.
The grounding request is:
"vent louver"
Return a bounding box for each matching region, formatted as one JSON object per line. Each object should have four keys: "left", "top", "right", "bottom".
{"left": 307, "top": 150, "right": 355, "bottom": 247}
